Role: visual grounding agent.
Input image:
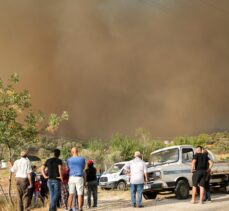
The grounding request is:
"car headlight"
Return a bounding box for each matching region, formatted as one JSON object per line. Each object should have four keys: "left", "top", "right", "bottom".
{"left": 155, "top": 171, "right": 161, "bottom": 177}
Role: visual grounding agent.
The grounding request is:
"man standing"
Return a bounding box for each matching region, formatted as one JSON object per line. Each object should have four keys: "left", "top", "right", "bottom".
{"left": 202, "top": 148, "right": 213, "bottom": 202}
{"left": 67, "top": 147, "right": 86, "bottom": 211}
{"left": 124, "top": 151, "right": 148, "bottom": 208}
{"left": 42, "top": 149, "right": 63, "bottom": 211}
{"left": 10, "top": 150, "right": 33, "bottom": 211}
{"left": 191, "top": 146, "right": 213, "bottom": 204}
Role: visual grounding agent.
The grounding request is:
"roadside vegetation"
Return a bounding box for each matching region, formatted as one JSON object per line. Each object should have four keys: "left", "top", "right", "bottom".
{"left": 1, "top": 129, "right": 228, "bottom": 172}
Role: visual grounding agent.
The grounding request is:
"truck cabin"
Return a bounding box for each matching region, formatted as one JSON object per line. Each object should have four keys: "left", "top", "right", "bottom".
{"left": 149, "top": 145, "right": 216, "bottom": 166}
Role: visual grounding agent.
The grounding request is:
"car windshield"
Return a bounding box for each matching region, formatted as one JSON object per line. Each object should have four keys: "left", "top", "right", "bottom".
{"left": 106, "top": 163, "right": 125, "bottom": 173}
{"left": 150, "top": 148, "right": 179, "bottom": 166}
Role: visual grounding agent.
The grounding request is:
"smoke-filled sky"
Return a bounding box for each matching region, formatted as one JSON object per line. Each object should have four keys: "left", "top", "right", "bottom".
{"left": 0, "top": 0, "right": 229, "bottom": 139}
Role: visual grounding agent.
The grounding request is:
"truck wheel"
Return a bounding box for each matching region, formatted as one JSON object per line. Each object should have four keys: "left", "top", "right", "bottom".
{"left": 175, "top": 180, "right": 189, "bottom": 199}
{"left": 224, "top": 180, "right": 229, "bottom": 194}
{"left": 224, "top": 185, "right": 229, "bottom": 194}
{"left": 143, "top": 192, "right": 157, "bottom": 200}
{"left": 117, "top": 181, "right": 126, "bottom": 191}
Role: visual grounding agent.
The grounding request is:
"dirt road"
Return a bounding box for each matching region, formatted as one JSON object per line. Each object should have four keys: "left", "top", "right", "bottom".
{"left": 94, "top": 191, "right": 229, "bottom": 211}
{"left": 110, "top": 194, "right": 229, "bottom": 211}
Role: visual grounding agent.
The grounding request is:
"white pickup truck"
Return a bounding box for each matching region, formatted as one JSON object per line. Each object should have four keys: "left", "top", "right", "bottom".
{"left": 143, "top": 145, "right": 229, "bottom": 200}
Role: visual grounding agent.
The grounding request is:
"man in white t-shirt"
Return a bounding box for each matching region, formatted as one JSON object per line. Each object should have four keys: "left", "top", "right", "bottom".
{"left": 124, "top": 151, "right": 148, "bottom": 208}
{"left": 10, "top": 150, "right": 32, "bottom": 211}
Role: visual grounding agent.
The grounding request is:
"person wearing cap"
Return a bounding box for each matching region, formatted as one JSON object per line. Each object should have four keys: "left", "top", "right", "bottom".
{"left": 124, "top": 151, "right": 148, "bottom": 208}
{"left": 9, "top": 150, "right": 33, "bottom": 211}
{"left": 85, "top": 160, "right": 98, "bottom": 208}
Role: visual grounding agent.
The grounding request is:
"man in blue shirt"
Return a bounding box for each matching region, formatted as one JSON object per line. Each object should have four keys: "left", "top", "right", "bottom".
{"left": 67, "top": 147, "right": 86, "bottom": 211}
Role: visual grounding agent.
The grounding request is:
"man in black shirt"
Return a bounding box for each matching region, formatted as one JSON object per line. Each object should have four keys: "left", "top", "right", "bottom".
{"left": 191, "top": 146, "right": 213, "bottom": 204}
{"left": 42, "top": 149, "right": 63, "bottom": 211}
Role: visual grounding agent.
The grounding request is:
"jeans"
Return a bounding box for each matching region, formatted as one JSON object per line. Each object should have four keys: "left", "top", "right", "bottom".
{"left": 47, "top": 179, "right": 60, "bottom": 211}
{"left": 130, "top": 184, "right": 144, "bottom": 206}
{"left": 87, "top": 180, "right": 98, "bottom": 207}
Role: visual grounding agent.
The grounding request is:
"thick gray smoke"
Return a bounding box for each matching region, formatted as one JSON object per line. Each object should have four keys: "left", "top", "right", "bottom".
{"left": 0, "top": 0, "right": 229, "bottom": 139}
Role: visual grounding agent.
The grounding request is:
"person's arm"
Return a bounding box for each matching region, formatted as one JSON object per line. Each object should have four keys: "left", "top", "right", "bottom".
{"left": 208, "top": 160, "right": 214, "bottom": 173}
{"left": 123, "top": 162, "right": 131, "bottom": 176}
{"left": 41, "top": 164, "right": 49, "bottom": 179}
{"left": 191, "top": 159, "right": 196, "bottom": 172}
{"left": 27, "top": 160, "right": 33, "bottom": 187}
{"left": 9, "top": 160, "right": 18, "bottom": 173}
{"left": 66, "top": 160, "right": 69, "bottom": 172}
{"left": 58, "top": 164, "right": 63, "bottom": 182}
{"left": 8, "top": 159, "right": 13, "bottom": 169}
{"left": 27, "top": 173, "right": 32, "bottom": 188}
{"left": 83, "top": 170, "right": 87, "bottom": 187}
{"left": 83, "top": 160, "right": 86, "bottom": 185}
{"left": 144, "top": 163, "right": 148, "bottom": 183}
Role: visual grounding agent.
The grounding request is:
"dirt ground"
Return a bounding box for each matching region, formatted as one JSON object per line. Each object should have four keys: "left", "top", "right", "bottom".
{"left": 30, "top": 190, "right": 229, "bottom": 211}
{"left": 109, "top": 193, "right": 229, "bottom": 211}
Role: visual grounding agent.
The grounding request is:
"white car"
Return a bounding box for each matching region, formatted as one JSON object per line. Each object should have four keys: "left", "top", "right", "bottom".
{"left": 99, "top": 161, "right": 130, "bottom": 190}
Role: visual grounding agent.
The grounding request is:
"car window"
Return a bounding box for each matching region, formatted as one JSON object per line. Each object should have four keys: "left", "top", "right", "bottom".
{"left": 120, "top": 169, "right": 125, "bottom": 175}
{"left": 182, "top": 148, "right": 194, "bottom": 162}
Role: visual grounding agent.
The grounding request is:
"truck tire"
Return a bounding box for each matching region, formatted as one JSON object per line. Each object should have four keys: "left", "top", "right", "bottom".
{"left": 117, "top": 181, "right": 126, "bottom": 191}
{"left": 143, "top": 192, "right": 157, "bottom": 200}
{"left": 175, "top": 180, "right": 189, "bottom": 199}
{"left": 224, "top": 179, "right": 229, "bottom": 194}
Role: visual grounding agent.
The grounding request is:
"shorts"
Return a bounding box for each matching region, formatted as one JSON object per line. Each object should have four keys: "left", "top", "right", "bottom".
{"left": 68, "top": 176, "right": 84, "bottom": 195}
{"left": 192, "top": 170, "right": 207, "bottom": 187}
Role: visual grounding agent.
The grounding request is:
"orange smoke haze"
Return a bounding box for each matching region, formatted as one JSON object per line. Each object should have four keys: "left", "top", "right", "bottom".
{"left": 0, "top": 0, "right": 229, "bottom": 139}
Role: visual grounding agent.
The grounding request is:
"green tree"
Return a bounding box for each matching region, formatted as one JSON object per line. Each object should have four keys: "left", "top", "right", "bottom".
{"left": 110, "top": 133, "right": 139, "bottom": 161}
{"left": 0, "top": 73, "right": 69, "bottom": 201}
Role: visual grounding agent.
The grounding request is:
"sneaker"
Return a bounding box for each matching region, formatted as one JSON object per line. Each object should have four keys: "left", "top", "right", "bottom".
{"left": 132, "top": 203, "right": 136, "bottom": 208}
{"left": 206, "top": 200, "right": 212, "bottom": 203}
{"left": 137, "top": 205, "right": 144, "bottom": 208}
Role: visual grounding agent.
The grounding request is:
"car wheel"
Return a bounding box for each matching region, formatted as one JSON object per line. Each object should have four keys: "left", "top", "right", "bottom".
{"left": 143, "top": 192, "right": 157, "bottom": 200}
{"left": 117, "top": 181, "right": 126, "bottom": 191}
{"left": 175, "top": 180, "right": 190, "bottom": 199}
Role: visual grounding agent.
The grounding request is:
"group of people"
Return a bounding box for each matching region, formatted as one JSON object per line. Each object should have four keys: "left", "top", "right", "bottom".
{"left": 191, "top": 146, "right": 214, "bottom": 204}
{"left": 10, "top": 148, "right": 98, "bottom": 211}
{"left": 9, "top": 145, "right": 214, "bottom": 211}
{"left": 29, "top": 165, "right": 49, "bottom": 206}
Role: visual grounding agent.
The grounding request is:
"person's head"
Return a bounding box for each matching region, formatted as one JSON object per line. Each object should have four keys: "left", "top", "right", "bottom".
{"left": 202, "top": 148, "right": 208, "bottom": 155}
{"left": 134, "top": 151, "right": 142, "bottom": 159}
{"left": 20, "top": 150, "right": 28, "bottom": 158}
{"left": 71, "top": 147, "right": 78, "bottom": 156}
{"left": 87, "top": 160, "right": 94, "bottom": 167}
{"left": 53, "top": 149, "right": 60, "bottom": 158}
{"left": 32, "top": 165, "right": 37, "bottom": 171}
{"left": 195, "top": 146, "right": 203, "bottom": 154}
